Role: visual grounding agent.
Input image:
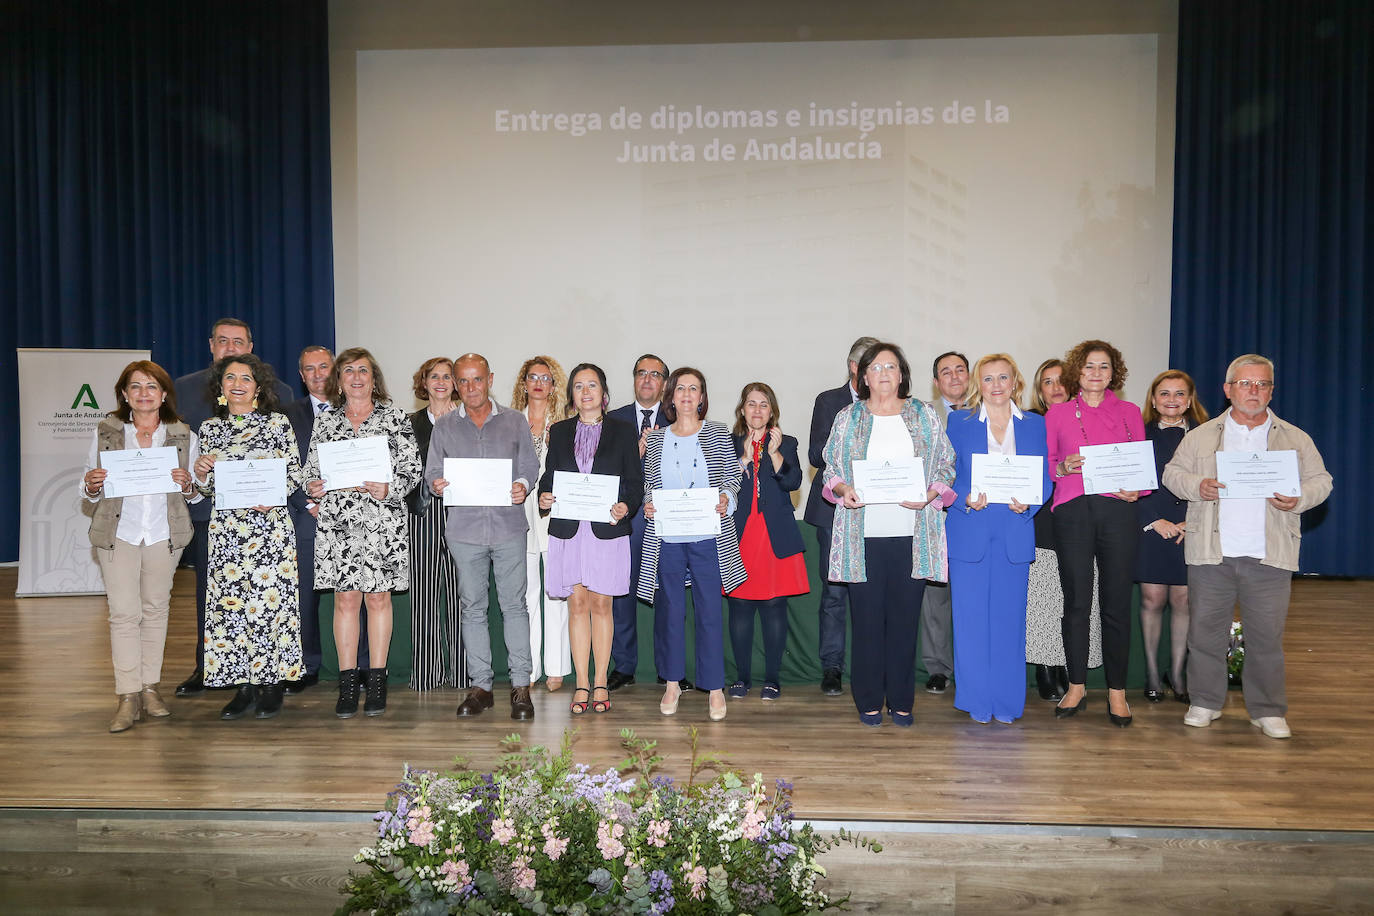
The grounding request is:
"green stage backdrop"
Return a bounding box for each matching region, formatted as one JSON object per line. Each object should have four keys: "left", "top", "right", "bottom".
{"left": 319, "top": 523, "right": 1154, "bottom": 689}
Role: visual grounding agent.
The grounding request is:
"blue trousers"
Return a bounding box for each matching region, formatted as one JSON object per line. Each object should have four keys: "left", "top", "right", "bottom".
{"left": 813, "top": 525, "right": 850, "bottom": 671}
{"left": 610, "top": 509, "right": 647, "bottom": 675}
{"left": 950, "top": 526, "right": 1031, "bottom": 722}
{"left": 654, "top": 539, "right": 725, "bottom": 691}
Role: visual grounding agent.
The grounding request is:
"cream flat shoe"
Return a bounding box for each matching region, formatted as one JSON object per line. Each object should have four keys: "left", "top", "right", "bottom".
{"left": 660, "top": 688, "right": 680, "bottom": 716}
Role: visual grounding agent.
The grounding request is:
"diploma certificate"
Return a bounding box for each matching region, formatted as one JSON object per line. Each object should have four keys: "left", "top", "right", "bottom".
{"left": 101, "top": 447, "right": 180, "bottom": 498}
{"left": 652, "top": 487, "right": 722, "bottom": 539}
{"left": 851, "top": 456, "right": 925, "bottom": 504}
{"left": 551, "top": 471, "right": 620, "bottom": 522}
{"left": 443, "top": 458, "right": 513, "bottom": 507}
{"left": 1215, "top": 450, "right": 1300, "bottom": 500}
{"left": 317, "top": 436, "right": 393, "bottom": 490}
{"left": 213, "top": 458, "right": 288, "bottom": 510}
{"left": 971, "top": 453, "right": 1045, "bottom": 505}
{"left": 1080, "top": 440, "right": 1158, "bottom": 495}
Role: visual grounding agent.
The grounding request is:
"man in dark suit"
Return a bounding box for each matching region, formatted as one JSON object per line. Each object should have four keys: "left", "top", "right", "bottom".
{"left": 804, "top": 336, "right": 878, "bottom": 696}
{"left": 280, "top": 345, "right": 334, "bottom": 693}
{"left": 918, "top": 350, "right": 970, "bottom": 695}
{"left": 170, "top": 317, "right": 295, "bottom": 697}
{"left": 605, "top": 353, "right": 691, "bottom": 693}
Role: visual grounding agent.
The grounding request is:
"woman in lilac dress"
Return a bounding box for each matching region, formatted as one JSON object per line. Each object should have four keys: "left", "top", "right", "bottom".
{"left": 537, "top": 364, "right": 643, "bottom": 714}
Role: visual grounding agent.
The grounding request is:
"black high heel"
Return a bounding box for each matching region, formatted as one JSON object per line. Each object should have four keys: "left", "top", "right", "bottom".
{"left": 1143, "top": 681, "right": 1164, "bottom": 703}
{"left": 220, "top": 684, "right": 254, "bottom": 720}
{"left": 1054, "top": 695, "right": 1087, "bottom": 719}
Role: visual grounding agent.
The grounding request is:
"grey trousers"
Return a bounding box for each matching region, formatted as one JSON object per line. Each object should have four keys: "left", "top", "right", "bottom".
{"left": 448, "top": 534, "right": 531, "bottom": 691}
{"left": 1186, "top": 557, "right": 1291, "bottom": 718}
{"left": 919, "top": 580, "right": 954, "bottom": 677}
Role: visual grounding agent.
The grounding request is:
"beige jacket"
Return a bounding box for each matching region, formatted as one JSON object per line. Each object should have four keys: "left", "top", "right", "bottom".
{"left": 1161, "top": 409, "right": 1332, "bottom": 571}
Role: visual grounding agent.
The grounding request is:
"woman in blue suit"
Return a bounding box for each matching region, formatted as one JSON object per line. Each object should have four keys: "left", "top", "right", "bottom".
{"left": 945, "top": 354, "right": 1053, "bottom": 724}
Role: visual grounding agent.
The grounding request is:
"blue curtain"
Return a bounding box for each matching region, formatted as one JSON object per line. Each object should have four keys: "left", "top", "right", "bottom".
{"left": 1, "top": 1, "right": 334, "bottom": 562}
{"left": 1171, "top": 0, "right": 1371, "bottom": 575}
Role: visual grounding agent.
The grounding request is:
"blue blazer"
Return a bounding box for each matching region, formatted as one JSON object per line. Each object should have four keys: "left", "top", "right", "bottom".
{"left": 944, "top": 408, "right": 1052, "bottom": 564}
{"left": 731, "top": 432, "right": 805, "bottom": 559}
{"left": 803, "top": 383, "right": 854, "bottom": 529}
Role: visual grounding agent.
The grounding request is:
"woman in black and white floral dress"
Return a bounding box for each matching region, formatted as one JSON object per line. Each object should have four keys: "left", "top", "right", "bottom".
{"left": 305, "top": 347, "right": 422, "bottom": 719}
{"left": 194, "top": 354, "right": 304, "bottom": 722}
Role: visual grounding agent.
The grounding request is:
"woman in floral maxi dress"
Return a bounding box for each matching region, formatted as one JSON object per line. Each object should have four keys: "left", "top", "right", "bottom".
{"left": 194, "top": 354, "right": 304, "bottom": 721}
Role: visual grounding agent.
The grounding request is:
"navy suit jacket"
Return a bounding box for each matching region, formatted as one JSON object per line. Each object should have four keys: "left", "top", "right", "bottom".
{"left": 538, "top": 416, "right": 643, "bottom": 540}
{"left": 607, "top": 402, "right": 661, "bottom": 538}
{"left": 803, "top": 383, "right": 854, "bottom": 529}
{"left": 732, "top": 433, "right": 805, "bottom": 558}
{"left": 944, "top": 408, "right": 1052, "bottom": 565}
{"left": 282, "top": 397, "right": 319, "bottom": 519}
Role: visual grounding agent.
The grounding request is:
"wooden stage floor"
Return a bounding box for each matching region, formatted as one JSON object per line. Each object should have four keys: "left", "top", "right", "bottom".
{"left": 2, "top": 568, "right": 1372, "bottom": 913}
{"left": 2, "top": 568, "right": 1371, "bottom": 830}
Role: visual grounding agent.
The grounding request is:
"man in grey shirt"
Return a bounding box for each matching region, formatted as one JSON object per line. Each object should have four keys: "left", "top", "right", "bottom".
{"left": 425, "top": 353, "right": 540, "bottom": 720}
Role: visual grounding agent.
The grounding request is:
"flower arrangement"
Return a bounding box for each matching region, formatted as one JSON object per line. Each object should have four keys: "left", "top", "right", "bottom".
{"left": 336, "top": 728, "right": 879, "bottom": 915}
{"left": 1227, "top": 620, "right": 1245, "bottom": 686}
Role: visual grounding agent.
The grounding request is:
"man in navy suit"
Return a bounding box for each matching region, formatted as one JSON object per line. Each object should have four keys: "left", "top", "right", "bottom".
{"left": 605, "top": 354, "right": 693, "bottom": 692}
{"left": 804, "top": 336, "right": 878, "bottom": 696}
{"left": 280, "top": 345, "right": 337, "bottom": 693}
{"left": 919, "top": 350, "right": 970, "bottom": 695}
{"left": 170, "top": 317, "right": 294, "bottom": 697}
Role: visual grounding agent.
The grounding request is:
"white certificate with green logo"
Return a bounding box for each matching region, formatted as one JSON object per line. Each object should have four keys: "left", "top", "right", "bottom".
{"left": 971, "top": 453, "right": 1045, "bottom": 505}
{"left": 213, "top": 458, "right": 288, "bottom": 510}
{"left": 100, "top": 446, "right": 180, "bottom": 498}
{"left": 1080, "top": 440, "right": 1157, "bottom": 495}
{"left": 1215, "top": 450, "right": 1299, "bottom": 499}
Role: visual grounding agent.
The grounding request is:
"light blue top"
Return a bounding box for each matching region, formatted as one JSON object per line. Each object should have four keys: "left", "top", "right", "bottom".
{"left": 661, "top": 429, "right": 735, "bottom": 543}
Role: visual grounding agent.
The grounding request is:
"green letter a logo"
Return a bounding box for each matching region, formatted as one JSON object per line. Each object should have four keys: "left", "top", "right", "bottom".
{"left": 71, "top": 384, "right": 99, "bottom": 409}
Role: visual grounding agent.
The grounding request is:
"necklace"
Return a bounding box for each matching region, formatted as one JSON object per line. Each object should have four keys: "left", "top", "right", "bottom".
{"left": 1074, "top": 394, "right": 1132, "bottom": 443}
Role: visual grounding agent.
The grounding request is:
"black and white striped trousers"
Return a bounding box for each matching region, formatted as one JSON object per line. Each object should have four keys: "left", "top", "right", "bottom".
{"left": 407, "top": 498, "right": 464, "bottom": 690}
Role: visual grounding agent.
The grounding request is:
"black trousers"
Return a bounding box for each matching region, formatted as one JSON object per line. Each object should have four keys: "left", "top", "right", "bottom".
{"left": 1052, "top": 495, "right": 1138, "bottom": 689}
{"left": 847, "top": 537, "right": 926, "bottom": 714}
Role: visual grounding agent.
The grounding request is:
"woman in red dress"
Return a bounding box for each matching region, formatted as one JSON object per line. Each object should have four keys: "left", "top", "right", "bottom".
{"left": 725, "top": 383, "right": 810, "bottom": 701}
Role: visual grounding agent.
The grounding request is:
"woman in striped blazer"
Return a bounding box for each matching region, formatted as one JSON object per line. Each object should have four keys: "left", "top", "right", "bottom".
{"left": 638, "top": 367, "right": 744, "bottom": 722}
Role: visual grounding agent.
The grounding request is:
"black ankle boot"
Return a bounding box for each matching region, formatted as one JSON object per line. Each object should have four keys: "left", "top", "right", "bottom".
{"left": 364, "top": 668, "right": 388, "bottom": 717}
{"left": 1052, "top": 665, "right": 1070, "bottom": 695}
{"left": 1035, "top": 664, "right": 1063, "bottom": 701}
{"left": 220, "top": 684, "right": 255, "bottom": 720}
{"left": 254, "top": 682, "right": 284, "bottom": 719}
{"left": 336, "top": 669, "right": 361, "bottom": 719}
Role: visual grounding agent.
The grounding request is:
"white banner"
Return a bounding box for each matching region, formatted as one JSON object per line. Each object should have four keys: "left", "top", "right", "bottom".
{"left": 17, "top": 348, "right": 151, "bottom": 597}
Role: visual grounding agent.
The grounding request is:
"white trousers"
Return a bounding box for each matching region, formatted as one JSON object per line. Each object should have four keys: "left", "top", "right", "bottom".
{"left": 526, "top": 549, "right": 570, "bottom": 680}
{"left": 96, "top": 538, "right": 183, "bottom": 695}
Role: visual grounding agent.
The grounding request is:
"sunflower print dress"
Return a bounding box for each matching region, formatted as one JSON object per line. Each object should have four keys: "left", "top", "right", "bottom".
{"left": 304, "top": 403, "right": 421, "bottom": 592}
{"left": 197, "top": 411, "right": 305, "bottom": 687}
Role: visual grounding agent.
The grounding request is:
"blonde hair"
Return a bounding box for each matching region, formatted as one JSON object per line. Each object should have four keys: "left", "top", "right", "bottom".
{"left": 964, "top": 353, "right": 1026, "bottom": 413}
{"left": 510, "top": 355, "right": 569, "bottom": 420}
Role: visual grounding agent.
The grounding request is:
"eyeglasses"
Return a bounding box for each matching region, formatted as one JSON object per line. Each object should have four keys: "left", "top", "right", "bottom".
{"left": 635, "top": 369, "right": 665, "bottom": 380}
{"left": 525, "top": 374, "right": 553, "bottom": 384}
{"left": 866, "top": 362, "right": 899, "bottom": 375}
{"left": 1230, "top": 379, "right": 1274, "bottom": 391}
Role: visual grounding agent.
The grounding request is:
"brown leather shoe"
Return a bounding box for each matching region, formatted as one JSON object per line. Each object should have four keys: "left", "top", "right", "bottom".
{"left": 140, "top": 684, "right": 171, "bottom": 718}
{"left": 455, "top": 687, "right": 495, "bottom": 717}
{"left": 510, "top": 686, "right": 535, "bottom": 720}
{"left": 109, "top": 694, "right": 142, "bottom": 733}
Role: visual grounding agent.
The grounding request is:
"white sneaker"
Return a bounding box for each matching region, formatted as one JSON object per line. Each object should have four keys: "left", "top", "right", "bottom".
{"left": 1249, "top": 716, "right": 1292, "bottom": 739}
{"left": 1183, "top": 706, "right": 1222, "bottom": 728}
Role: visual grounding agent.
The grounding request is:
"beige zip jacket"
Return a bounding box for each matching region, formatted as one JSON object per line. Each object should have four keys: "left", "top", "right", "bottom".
{"left": 1161, "top": 409, "right": 1332, "bottom": 571}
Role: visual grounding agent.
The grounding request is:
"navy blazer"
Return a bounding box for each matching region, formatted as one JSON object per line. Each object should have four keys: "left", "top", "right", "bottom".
{"left": 538, "top": 416, "right": 643, "bottom": 540}
{"left": 732, "top": 432, "right": 805, "bottom": 559}
{"left": 282, "top": 397, "right": 318, "bottom": 517}
{"left": 803, "top": 383, "right": 854, "bottom": 529}
{"left": 944, "top": 408, "right": 1052, "bottom": 564}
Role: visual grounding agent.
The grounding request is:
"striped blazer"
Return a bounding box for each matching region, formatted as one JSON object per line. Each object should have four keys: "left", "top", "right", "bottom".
{"left": 636, "top": 421, "right": 747, "bottom": 602}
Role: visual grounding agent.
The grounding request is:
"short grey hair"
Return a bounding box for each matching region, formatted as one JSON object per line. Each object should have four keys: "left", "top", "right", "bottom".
{"left": 847, "top": 336, "right": 881, "bottom": 367}
{"left": 1225, "top": 354, "right": 1274, "bottom": 383}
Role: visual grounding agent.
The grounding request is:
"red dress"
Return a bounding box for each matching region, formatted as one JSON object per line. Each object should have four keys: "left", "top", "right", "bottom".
{"left": 728, "top": 438, "right": 809, "bottom": 600}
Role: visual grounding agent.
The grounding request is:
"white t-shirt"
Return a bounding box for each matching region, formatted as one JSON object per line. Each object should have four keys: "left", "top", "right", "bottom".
{"left": 1220, "top": 410, "right": 1272, "bottom": 559}
{"left": 863, "top": 414, "right": 916, "bottom": 538}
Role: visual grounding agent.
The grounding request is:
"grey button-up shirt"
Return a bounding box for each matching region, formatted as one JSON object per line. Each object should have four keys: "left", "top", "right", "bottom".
{"left": 424, "top": 400, "right": 539, "bottom": 546}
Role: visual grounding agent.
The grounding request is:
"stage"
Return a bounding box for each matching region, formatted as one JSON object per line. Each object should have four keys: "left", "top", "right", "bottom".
{"left": 2, "top": 568, "right": 1371, "bottom": 912}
